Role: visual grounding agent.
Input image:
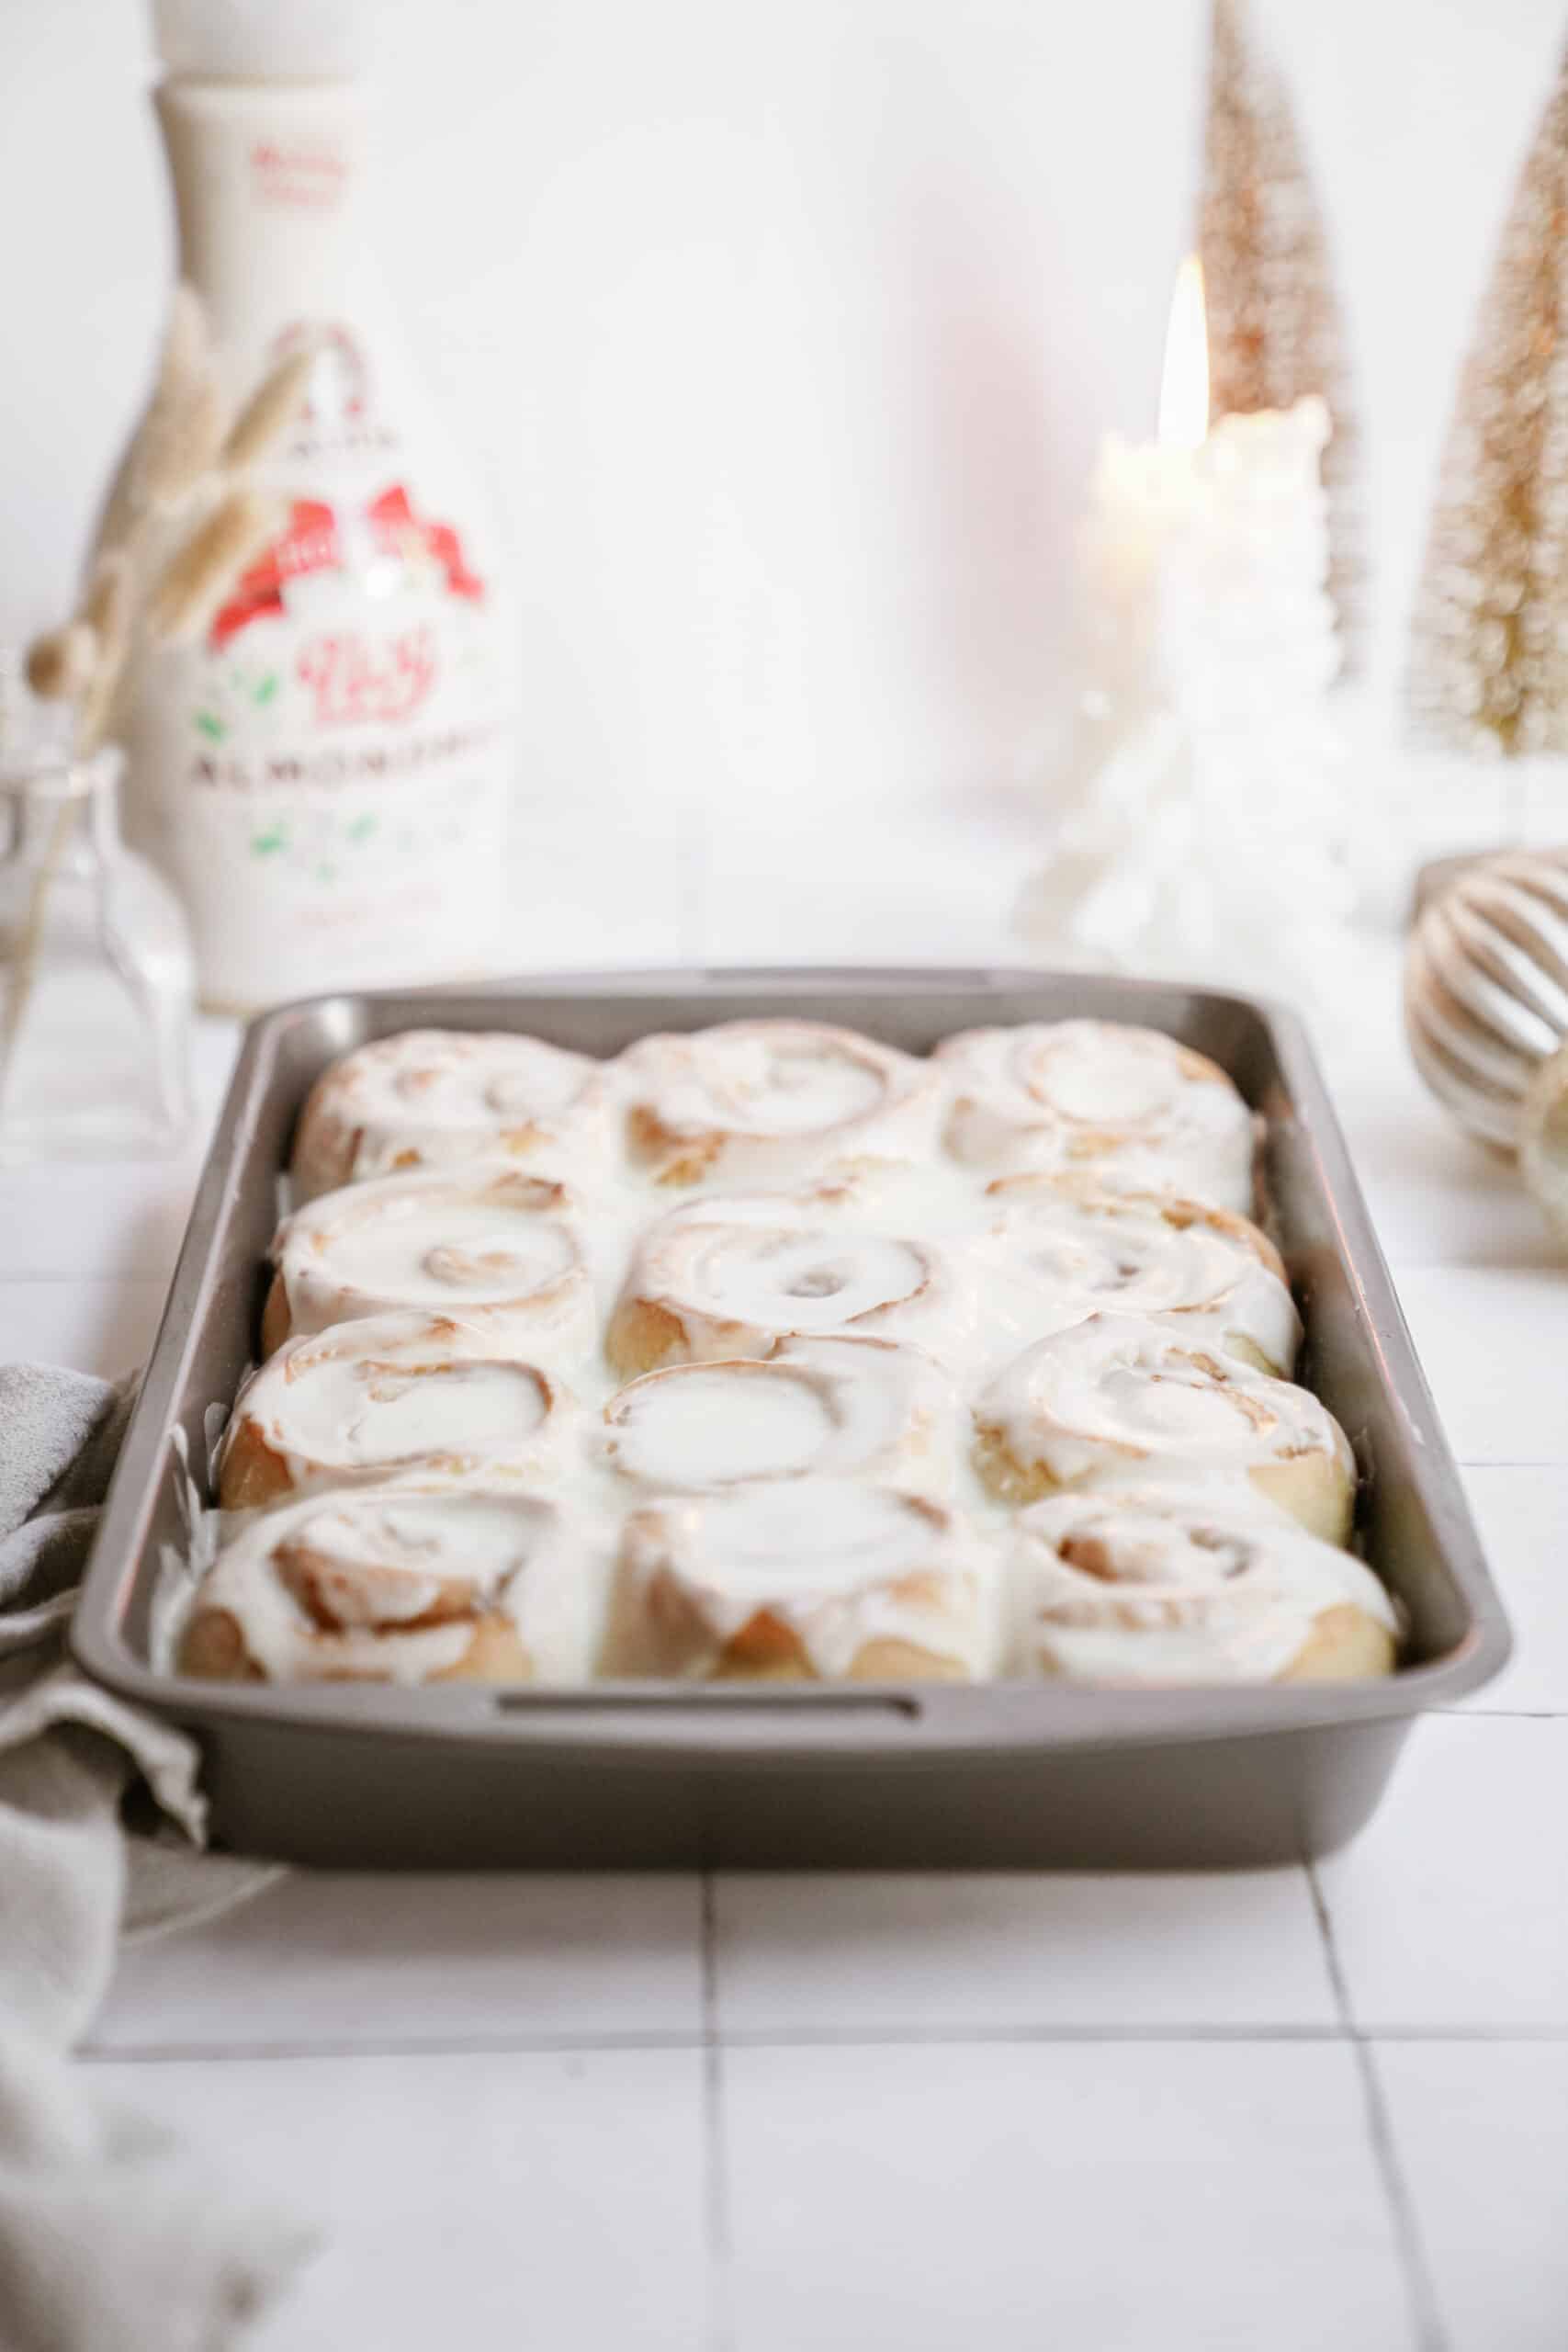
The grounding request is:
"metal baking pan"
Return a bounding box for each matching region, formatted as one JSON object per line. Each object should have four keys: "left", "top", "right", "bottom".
{"left": 73, "top": 967, "right": 1511, "bottom": 1870}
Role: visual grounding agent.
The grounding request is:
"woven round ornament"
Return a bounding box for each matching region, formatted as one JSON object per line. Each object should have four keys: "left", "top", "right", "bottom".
{"left": 1404, "top": 849, "right": 1568, "bottom": 1150}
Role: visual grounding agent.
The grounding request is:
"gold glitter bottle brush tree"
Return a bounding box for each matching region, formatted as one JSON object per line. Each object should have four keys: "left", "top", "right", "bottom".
{"left": 1405, "top": 39, "right": 1568, "bottom": 850}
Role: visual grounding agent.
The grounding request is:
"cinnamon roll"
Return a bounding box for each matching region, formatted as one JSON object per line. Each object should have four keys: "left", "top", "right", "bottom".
{"left": 218, "top": 1309, "right": 578, "bottom": 1510}
{"left": 973, "top": 1312, "right": 1355, "bottom": 1541}
{"left": 605, "top": 1478, "right": 990, "bottom": 1680}
{"left": 605, "top": 1192, "right": 970, "bottom": 1378}
{"left": 290, "top": 1028, "right": 608, "bottom": 1203}
{"left": 977, "top": 1173, "right": 1300, "bottom": 1374}
{"left": 618, "top": 1019, "right": 940, "bottom": 1188}
{"left": 180, "top": 1489, "right": 595, "bottom": 1685}
{"left": 1006, "top": 1485, "right": 1398, "bottom": 1684}
{"left": 263, "top": 1168, "right": 593, "bottom": 1363}
{"left": 939, "top": 1021, "right": 1256, "bottom": 1211}
{"left": 602, "top": 1336, "right": 953, "bottom": 1493}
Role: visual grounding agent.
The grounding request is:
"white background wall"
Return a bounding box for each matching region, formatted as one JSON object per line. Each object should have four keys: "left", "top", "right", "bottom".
{"left": 0, "top": 0, "right": 1561, "bottom": 815}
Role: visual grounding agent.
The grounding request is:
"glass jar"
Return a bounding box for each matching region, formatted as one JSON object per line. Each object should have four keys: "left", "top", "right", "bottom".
{"left": 0, "top": 748, "right": 194, "bottom": 1160}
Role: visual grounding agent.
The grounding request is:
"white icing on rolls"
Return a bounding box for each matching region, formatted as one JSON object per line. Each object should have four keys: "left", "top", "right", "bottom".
{"left": 976, "top": 1174, "right": 1300, "bottom": 1374}
{"left": 290, "top": 1028, "right": 608, "bottom": 1202}
{"left": 619, "top": 1019, "right": 941, "bottom": 1187}
{"left": 606, "top": 1190, "right": 974, "bottom": 1374}
{"left": 602, "top": 1336, "right": 953, "bottom": 1492}
{"left": 218, "top": 1309, "right": 577, "bottom": 1507}
{"left": 169, "top": 1012, "right": 1400, "bottom": 1695}
{"left": 974, "top": 1311, "right": 1355, "bottom": 1539}
{"left": 938, "top": 1021, "right": 1257, "bottom": 1211}
{"left": 183, "top": 1490, "right": 598, "bottom": 1684}
{"left": 1007, "top": 1484, "right": 1399, "bottom": 1684}
{"left": 268, "top": 1167, "right": 594, "bottom": 1363}
{"left": 608, "top": 1478, "right": 991, "bottom": 1679}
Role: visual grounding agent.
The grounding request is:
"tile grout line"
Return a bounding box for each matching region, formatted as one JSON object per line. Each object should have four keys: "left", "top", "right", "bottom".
{"left": 1428, "top": 1708, "right": 1568, "bottom": 1720}
{"left": 1306, "top": 1860, "right": 1450, "bottom": 2352}
{"left": 79, "top": 2020, "right": 1568, "bottom": 2066}
{"left": 699, "top": 1871, "right": 738, "bottom": 2352}
{"left": 0, "top": 1271, "right": 180, "bottom": 1284}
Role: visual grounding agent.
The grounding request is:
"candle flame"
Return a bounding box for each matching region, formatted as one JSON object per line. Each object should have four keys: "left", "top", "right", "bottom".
{"left": 1157, "top": 254, "right": 1210, "bottom": 451}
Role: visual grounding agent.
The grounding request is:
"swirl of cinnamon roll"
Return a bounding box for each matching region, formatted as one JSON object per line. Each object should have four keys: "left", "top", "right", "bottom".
{"left": 290, "top": 1028, "right": 608, "bottom": 1203}
{"left": 264, "top": 1168, "right": 593, "bottom": 1364}
{"left": 617, "top": 1019, "right": 941, "bottom": 1188}
{"left": 218, "top": 1309, "right": 579, "bottom": 1510}
{"left": 605, "top": 1192, "right": 970, "bottom": 1378}
{"left": 605, "top": 1478, "right": 990, "bottom": 1680}
{"left": 602, "top": 1336, "right": 954, "bottom": 1493}
{"left": 976, "top": 1174, "right": 1300, "bottom": 1374}
{"left": 179, "top": 1489, "right": 596, "bottom": 1686}
{"left": 973, "top": 1312, "right": 1355, "bottom": 1541}
{"left": 1006, "top": 1485, "right": 1398, "bottom": 1684}
{"left": 938, "top": 1021, "right": 1256, "bottom": 1211}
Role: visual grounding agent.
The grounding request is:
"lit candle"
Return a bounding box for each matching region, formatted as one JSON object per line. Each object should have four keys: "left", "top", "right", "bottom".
{"left": 1078, "top": 256, "right": 1337, "bottom": 730}
{"left": 1021, "top": 257, "right": 1351, "bottom": 999}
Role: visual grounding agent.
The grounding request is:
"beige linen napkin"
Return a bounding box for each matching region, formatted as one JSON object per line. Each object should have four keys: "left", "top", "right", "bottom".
{"left": 0, "top": 1363, "right": 313, "bottom": 2350}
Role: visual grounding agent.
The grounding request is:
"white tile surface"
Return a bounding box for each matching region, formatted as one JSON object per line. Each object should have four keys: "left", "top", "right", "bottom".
{"left": 1393, "top": 1268, "right": 1568, "bottom": 1464}
{"left": 722, "top": 2041, "right": 1415, "bottom": 2352}
{"left": 1459, "top": 1467, "right": 1568, "bottom": 1714}
{"left": 1328, "top": 1065, "right": 1547, "bottom": 1274}
{"left": 713, "top": 1870, "right": 1337, "bottom": 2033}
{"left": 0, "top": 1276, "right": 171, "bottom": 1379}
{"left": 1378, "top": 2041, "right": 1568, "bottom": 2352}
{"left": 10, "top": 865, "right": 1562, "bottom": 2337}
{"left": 81, "top": 2047, "right": 710, "bottom": 2352}
{"left": 91, "top": 1872, "right": 705, "bottom": 2053}
{"left": 0, "top": 1160, "right": 201, "bottom": 1281}
{"left": 700, "top": 786, "right": 1039, "bottom": 968}
{"left": 0, "top": 1020, "right": 234, "bottom": 1282}
{"left": 494, "top": 786, "right": 694, "bottom": 970}
{"left": 1317, "top": 1716, "right": 1568, "bottom": 2030}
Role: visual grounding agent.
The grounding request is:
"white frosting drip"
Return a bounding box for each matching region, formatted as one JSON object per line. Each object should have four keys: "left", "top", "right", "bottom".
{"left": 621, "top": 1020, "right": 940, "bottom": 1185}
{"left": 977, "top": 1311, "right": 1352, "bottom": 1491}
{"left": 976, "top": 1176, "right": 1299, "bottom": 1373}
{"left": 195, "top": 1489, "right": 598, "bottom": 1684}
{"left": 616, "top": 1478, "right": 989, "bottom": 1679}
{"left": 939, "top": 1021, "right": 1256, "bottom": 1211}
{"left": 220, "top": 1309, "right": 574, "bottom": 1496}
{"left": 291, "top": 1028, "right": 608, "bottom": 1202}
{"left": 273, "top": 1169, "right": 594, "bottom": 1361}
{"left": 603, "top": 1337, "right": 953, "bottom": 1491}
{"left": 615, "top": 1191, "right": 975, "bottom": 1367}
{"left": 1008, "top": 1484, "right": 1398, "bottom": 1683}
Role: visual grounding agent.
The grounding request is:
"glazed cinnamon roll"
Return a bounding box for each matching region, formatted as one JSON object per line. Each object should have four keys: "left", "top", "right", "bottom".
{"left": 977, "top": 1173, "right": 1300, "bottom": 1374}
{"left": 605, "top": 1192, "right": 970, "bottom": 1378}
{"left": 180, "top": 1489, "right": 596, "bottom": 1685}
{"left": 290, "top": 1028, "right": 608, "bottom": 1203}
{"left": 263, "top": 1168, "right": 593, "bottom": 1363}
{"left": 973, "top": 1312, "right": 1355, "bottom": 1541}
{"left": 618, "top": 1019, "right": 940, "bottom": 1188}
{"left": 218, "top": 1309, "right": 578, "bottom": 1510}
{"left": 1006, "top": 1485, "right": 1398, "bottom": 1684}
{"left": 938, "top": 1021, "right": 1256, "bottom": 1212}
{"left": 602, "top": 1336, "right": 954, "bottom": 1493}
{"left": 605, "top": 1478, "right": 990, "bottom": 1680}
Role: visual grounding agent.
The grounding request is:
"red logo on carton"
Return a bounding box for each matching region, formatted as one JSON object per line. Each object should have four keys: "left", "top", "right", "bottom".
{"left": 209, "top": 485, "right": 485, "bottom": 652}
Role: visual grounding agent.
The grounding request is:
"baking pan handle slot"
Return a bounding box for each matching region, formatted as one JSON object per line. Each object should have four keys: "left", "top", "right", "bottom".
{"left": 483, "top": 1688, "right": 930, "bottom": 1748}
{"left": 491, "top": 1692, "right": 920, "bottom": 1720}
